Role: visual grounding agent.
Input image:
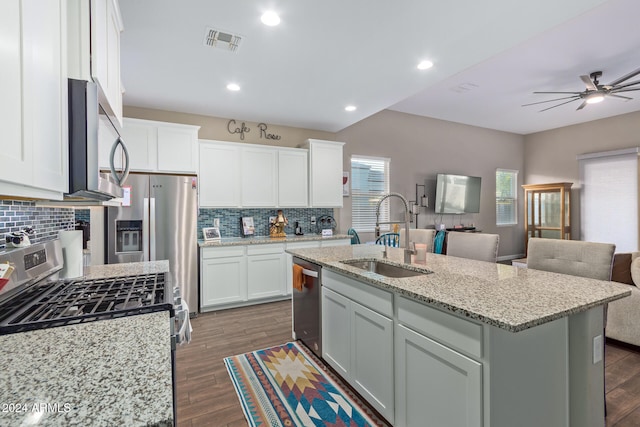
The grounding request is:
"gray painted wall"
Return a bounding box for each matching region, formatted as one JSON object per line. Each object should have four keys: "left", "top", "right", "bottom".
{"left": 523, "top": 110, "right": 640, "bottom": 243}
{"left": 337, "top": 110, "right": 526, "bottom": 258}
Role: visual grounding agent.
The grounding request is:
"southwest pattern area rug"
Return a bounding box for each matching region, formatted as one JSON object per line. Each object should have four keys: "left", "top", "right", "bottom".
{"left": 224, "top": 341, "right": 387, "bottom": 427}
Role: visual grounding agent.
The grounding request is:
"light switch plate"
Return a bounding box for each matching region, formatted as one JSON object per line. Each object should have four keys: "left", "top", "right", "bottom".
{"left": 213, "top": 218, "right": 220, "bottom": 228}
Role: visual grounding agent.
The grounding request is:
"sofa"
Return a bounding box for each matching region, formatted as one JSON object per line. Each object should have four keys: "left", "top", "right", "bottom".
{"left": 606, "top": 252, "right": 640, "bottom": 347}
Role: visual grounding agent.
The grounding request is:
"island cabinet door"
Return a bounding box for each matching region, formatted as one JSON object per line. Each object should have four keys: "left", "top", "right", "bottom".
{"left": 321, "top": 287, "right": 350, "bottom": 377}
{"left": 351, "top": 302, "right": 394, "bottom": 423}
{"left": 395, "top": 324, "right": 482, "bottom": 427}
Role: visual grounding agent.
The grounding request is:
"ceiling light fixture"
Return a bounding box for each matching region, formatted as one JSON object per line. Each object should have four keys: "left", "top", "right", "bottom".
{"left": 345, "top": 105, "right": 357, "bottom": 112}
{"left": 417, "top": 60, "right": 434, "bottom": 70}
{"left": 586, "top": 93, "right": 605, "bottom": 104}
{"left": 261, "top": 11, "right": 281, "bottom": 26}
{"left": 226, "top": 83, "right": 241, "bottom": 91}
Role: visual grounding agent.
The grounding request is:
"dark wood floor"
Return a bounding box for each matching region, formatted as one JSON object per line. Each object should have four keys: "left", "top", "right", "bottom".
{"left": 176, "top": 300, "right": 640, "bottom": 426}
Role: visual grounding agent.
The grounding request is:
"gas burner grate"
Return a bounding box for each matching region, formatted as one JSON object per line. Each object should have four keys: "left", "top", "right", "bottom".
{"left": 0, "top": 273, "right": 170, "bottom": 334}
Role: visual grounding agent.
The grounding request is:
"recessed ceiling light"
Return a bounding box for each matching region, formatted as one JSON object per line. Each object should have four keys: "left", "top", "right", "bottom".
{"left": 226, "top": 83, "right": 241, "bottom": 91}
{"left": 261, "top": 11, "right": 281, "bottom": 26}
{"left": 345, "top": 105, "right": 357, "bottom": 112}
{"left": 417, "top": 60, "right": 434, "bottom": 70}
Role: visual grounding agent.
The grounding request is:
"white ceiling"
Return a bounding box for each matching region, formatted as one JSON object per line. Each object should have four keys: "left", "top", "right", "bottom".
{"left": 119, "top": 0, "right": 640, "bottom": 136}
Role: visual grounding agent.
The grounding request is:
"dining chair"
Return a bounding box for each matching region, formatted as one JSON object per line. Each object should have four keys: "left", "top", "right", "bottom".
{"left": 347, "top": 228, "right": 361, "bottom": 245}
{"left": 375, "top": 233, "right": 400, "bottom": 247}
{"left": 446, "top": 232, "right": 500, "bottom": 263}
{"left": 398, "top": 229, "right": 436, "bottom": 253}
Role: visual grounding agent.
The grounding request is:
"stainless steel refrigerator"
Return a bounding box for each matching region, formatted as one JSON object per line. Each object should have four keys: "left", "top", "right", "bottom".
{"left": 106, "top": 173, "right": 198, "bottom": 314}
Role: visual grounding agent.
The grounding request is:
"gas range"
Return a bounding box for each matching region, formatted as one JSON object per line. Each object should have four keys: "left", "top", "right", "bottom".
{"left": 0, "top": 239, "right": 173, "bottom": 335}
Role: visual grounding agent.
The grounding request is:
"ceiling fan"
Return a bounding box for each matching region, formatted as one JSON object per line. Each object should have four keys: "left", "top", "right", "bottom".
{"left": 523, "top": 67, "right": 640, "bottom": 112}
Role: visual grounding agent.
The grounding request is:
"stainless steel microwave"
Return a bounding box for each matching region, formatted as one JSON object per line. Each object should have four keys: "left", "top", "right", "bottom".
{"left": 67, "top": 78, "right": 130, "bottom": 201}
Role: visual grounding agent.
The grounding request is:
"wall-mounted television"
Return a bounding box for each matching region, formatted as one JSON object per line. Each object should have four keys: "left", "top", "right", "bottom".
{"left": 434, "top": 173, "right": 481, "bottom": 214}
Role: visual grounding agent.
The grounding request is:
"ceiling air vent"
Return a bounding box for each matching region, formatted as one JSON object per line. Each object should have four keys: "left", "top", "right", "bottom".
{"left": 203, "top": 27, "right": 243, "bottom": 52}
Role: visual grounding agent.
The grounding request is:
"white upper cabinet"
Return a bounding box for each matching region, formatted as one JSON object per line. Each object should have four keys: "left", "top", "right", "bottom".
{"left": 198, "top": 140, "right": 310, "bottom": 208}
{"left": 241, "top": 145, "right": 278, "bottom": 207}
{"left": 101, "top": 118, "right": 200, "bottom": 173}
{"left": 157, "top": 126, "right": 199, "bottom": 172}
{"left": 91, "top": 0, "right": 123, "bottom": 127}
{"left": 199, "top": 140, "right": 242, "bottom": 208}
{"left": 278, "top": 148, "right": 308, "bottom": 207}
{"left": 119, "top": 119, "right": 155, "bottom": 171}
{"left": 0, "top": 0, "right": 68, "bottom": 200}
{"left": 68, "top": 0, "right": 123, "bottom": 127}
{"left": 302, "top": 139, "right": 345, "bottom": 208}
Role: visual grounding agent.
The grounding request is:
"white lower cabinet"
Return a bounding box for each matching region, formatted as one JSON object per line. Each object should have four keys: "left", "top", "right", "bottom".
{"left": 200, "top": 247, "right": 247, "bottom": 307}
{"left": 200, "top": 243, "right": 289, "bottom": 311}
{"left": 247, "top": 244, "right": 286, "bottom": 299}
{"left": 395, "top": 324, "right": 482, "bottom": 427}
{"left": 351, "top": 301, "right": 394, "bottom": 418}
{"left": 322, "top": 270, "right": 395, "bottom": 422}
{"left": 321, "top": 287, "right": 351, "bottom": 377}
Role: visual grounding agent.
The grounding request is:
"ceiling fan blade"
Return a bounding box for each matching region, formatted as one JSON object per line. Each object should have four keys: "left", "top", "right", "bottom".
{"left": 522, "top": 95, "right": 580, "bottom": 107}
{"left": 533, "top": 91, "right": 582, "bottom": 94}
{"left": 538, "top": 98, "right": 580, "bottom": 112}
{"left": 607, "top": 67, "right": 640, "bottom": 87}
{"left": 611, "top": 79, "right": 640, "bottom": 90}
{"left": 608, "top": 94, "right": 633, "bottom": 101}
{"left": 612, "top": 87, "right": 640, "bottom": 93}
{"left": 580, "top": 75, "right": 597, "bottom": 91}
{"left": 576, "top": 100, "right": 588, "bottom": 110}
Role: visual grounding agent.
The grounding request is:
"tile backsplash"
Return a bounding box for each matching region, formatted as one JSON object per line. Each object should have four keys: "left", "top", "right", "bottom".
{"left": 0, "top": 200, "right": 75, "bottom": 249}
{"left": 198, "top": 208, "right": 335, "bottom": 239}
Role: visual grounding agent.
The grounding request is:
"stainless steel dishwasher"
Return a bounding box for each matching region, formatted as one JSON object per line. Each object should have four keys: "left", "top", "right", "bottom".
{"left": 292, "top": 257, "right": 322, "bottom": 357}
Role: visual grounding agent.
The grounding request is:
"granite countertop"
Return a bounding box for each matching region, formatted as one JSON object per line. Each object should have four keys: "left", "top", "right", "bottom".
{"left": 286, "top": 245, "right": 631, "bottom": 333}
{"left": 198, "top": 233, "right": 351, "bottom": 247}
{"left": 82, "top": 260, "right": 170, "bottom": 280}
{"left": 0, "top": 311, "right": 173, "bottom": 426}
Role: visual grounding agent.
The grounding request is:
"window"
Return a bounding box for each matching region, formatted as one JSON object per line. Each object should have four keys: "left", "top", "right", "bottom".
{"left": 579, "top": 149, "right": 638, "bottom": 252}
{"left": 351, "top": 156, "right": 390, "bottom": 232}
{"left": 496, "top": 169, "right": 517, "bottom": 225}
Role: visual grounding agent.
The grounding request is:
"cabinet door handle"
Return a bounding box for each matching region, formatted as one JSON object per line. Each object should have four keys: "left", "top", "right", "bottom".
{"left": 302, "top": 268, "right": 318, "bottom": 278}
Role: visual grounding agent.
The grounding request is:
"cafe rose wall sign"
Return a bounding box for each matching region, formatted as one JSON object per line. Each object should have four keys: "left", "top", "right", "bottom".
{"left": 226, "top": 119, "right": 282, "bottom": 142}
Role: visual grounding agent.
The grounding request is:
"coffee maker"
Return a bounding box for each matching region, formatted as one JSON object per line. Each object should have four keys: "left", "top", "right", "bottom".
{"left": 294, "top": 221, "right": 304, "bottom": 235}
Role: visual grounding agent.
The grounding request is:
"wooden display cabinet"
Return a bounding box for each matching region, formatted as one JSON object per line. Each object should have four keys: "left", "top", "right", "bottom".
{"left": 523, "top": 182, "right": 572, "bottom": 254}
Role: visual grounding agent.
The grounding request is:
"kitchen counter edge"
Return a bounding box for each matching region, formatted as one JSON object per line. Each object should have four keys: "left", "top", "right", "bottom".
{"left": 198, "top": 234, "right": 350, "bottom": 247}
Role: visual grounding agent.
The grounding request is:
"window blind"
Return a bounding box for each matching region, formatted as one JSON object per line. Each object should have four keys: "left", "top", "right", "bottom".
{"left": 351, "top": 156, "right": 390, "bottom": 232}
{"left": 579, "top": 149, "right": 638, "bottom": 252}
{"left": 496, "top": 169, "right": 518, "bottom": 225}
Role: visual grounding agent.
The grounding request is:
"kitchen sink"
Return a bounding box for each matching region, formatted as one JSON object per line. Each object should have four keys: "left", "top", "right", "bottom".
{"left": 341, "top": 259, "right": 432, "bottom": 278}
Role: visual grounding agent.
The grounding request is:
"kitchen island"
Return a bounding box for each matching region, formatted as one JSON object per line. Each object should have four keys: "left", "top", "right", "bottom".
{"left": 286, "top": 245, "right": 630, "bottom": 427}
{"left": 0, "top": 261, "right": 173, "bottom": 427}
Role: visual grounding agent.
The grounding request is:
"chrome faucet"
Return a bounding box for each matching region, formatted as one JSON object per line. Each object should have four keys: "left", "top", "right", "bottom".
{"left": 375, "top": 192, "right": 415, "bottom": 263}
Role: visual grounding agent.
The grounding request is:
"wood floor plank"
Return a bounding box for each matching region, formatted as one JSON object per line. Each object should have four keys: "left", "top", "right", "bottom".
{"left": 176, "top": 299, "right": 640, "bottom": 427}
